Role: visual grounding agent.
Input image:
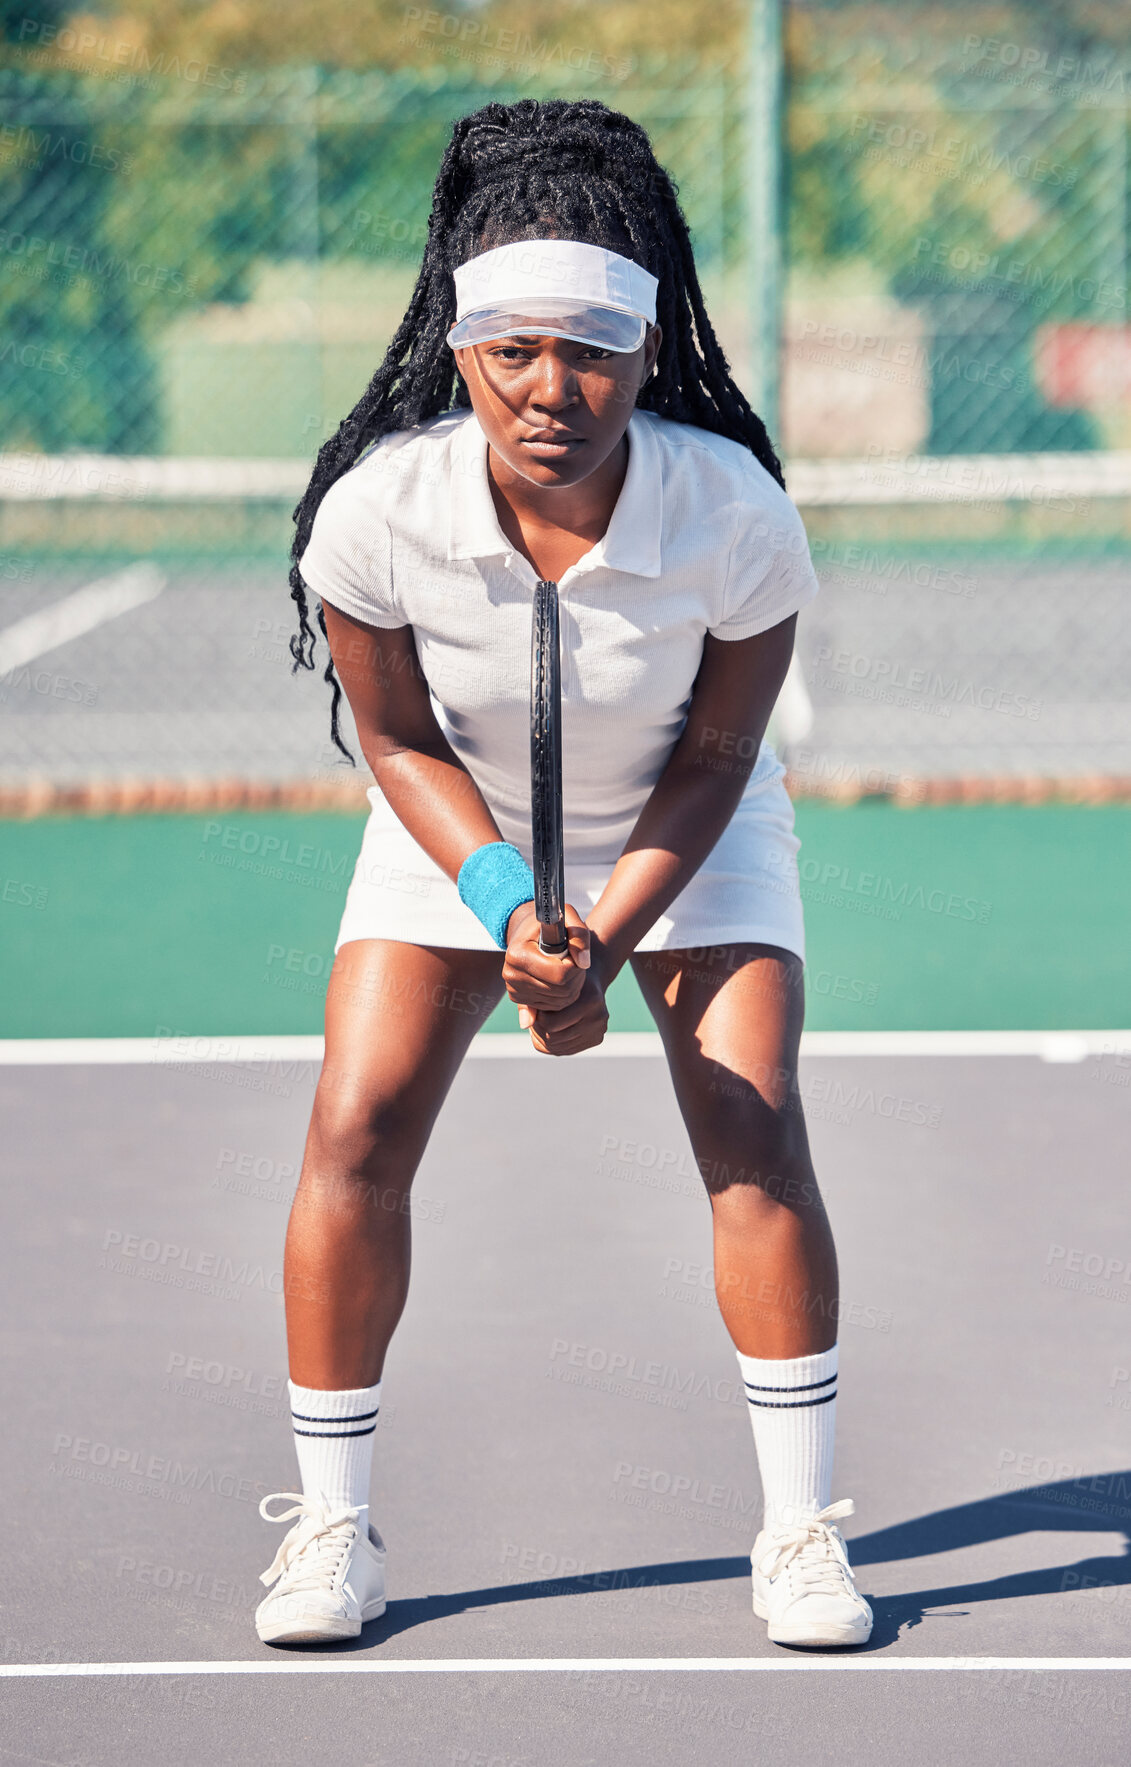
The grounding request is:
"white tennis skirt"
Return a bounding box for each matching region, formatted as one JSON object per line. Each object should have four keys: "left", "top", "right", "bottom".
{"left": 335, "top": 745, "right": 805, "bottom": 961}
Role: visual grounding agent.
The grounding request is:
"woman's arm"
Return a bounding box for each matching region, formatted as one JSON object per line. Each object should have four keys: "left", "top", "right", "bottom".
{"left": 591, "top": 613, "right": 798, "bottom": 970}
{"left": 521, "top": 614, "right": 797, "bottom": 1055}
{"left": 323, "top": 602, "right": 501, "bottom": 878}
{"left": 321, "top": 601, "right": 589, "bottom": 1001}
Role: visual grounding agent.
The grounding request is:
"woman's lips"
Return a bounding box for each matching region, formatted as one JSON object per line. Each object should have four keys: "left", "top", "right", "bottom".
{"left": 521, "top": 433, "right": 586, "bottom": 457}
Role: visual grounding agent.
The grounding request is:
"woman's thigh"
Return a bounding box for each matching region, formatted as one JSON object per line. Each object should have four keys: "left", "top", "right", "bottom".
{"left": 311, "top": 939, "right": 506, "bottom": 1173}
{"left": 630, "top": 942, "right": 812, "bottom": 1190}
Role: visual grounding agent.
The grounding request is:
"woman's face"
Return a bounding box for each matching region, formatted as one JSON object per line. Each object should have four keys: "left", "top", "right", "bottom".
{"left": 453, "top": 324, "right": 662, "bottom": 489}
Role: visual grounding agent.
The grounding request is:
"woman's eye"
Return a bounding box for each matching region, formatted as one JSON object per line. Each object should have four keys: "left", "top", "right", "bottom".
{"left": 485, "top": 344, "right": 614, "bottom": 367}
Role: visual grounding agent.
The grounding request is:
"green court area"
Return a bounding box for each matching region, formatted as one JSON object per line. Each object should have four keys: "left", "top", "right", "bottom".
{"left": 1, "top": 804, "right": 1127, "bottom": 1038}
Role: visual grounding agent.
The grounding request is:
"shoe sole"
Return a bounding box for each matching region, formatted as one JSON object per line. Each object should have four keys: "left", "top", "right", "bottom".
{"left": 753, "top": 1594, "right": 871, "bottom": 1649}
{"left": 257, "top": 1598, "right": 387, "bottom": 1646}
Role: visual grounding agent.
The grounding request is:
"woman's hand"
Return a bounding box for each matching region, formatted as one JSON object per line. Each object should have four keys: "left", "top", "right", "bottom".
{"left": 502, "top": 901, "right": 591, "bottom": 1014}
{"left": 517, "top": 951, "right": 611, "bottom": 1057}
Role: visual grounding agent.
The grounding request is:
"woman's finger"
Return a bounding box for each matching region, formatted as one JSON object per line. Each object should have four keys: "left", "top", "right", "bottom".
{"left": 503, "top": 961, "right": 586, "bottom": 1009}
{"left": 530, "top": 1021, "right": 604, "bottom": 1057}
{"left": 562, "top": 903, "right": 591, "bottom": 971}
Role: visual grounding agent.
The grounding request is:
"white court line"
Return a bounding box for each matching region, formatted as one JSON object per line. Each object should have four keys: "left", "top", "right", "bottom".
{"left": 0, "top": 1031, "right": 1128, "bottom": 1065}
{"left": 0, "top": 563, "right": 165, "bottom": 675}
{"left": 1, "top": 1657, "right": 1130, "bottom": 1678}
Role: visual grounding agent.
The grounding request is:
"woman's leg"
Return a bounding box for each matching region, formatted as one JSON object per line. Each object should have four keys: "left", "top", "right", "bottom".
{"left": 284, "top": 938, "right": 505, "bottom": 1389}
{"left": 256, "top": 939, "right": 504, "bottom": 1645}
{"left": 631, "top": 941, "right": 871, "bottom": 1646}
{"left": 631, "top": 942, "right": 836, "bottom": 1357}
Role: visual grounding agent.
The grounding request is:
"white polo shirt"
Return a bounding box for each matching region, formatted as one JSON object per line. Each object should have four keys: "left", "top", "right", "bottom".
{"left": 299, "top": 405, "right": 819, "bottom": 865}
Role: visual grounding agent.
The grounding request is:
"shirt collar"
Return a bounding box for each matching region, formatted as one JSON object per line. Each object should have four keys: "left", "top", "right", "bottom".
{"left": 447, "top": 407, "right": 662, "bottom": 581}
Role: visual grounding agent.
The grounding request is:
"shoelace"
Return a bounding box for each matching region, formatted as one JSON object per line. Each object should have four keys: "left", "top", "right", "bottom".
{"left": 258, "top": 1492, "right": 361, "bottom": 1592}
{"left": 755, "top": 1498, "right": 859, "bottom": 1598}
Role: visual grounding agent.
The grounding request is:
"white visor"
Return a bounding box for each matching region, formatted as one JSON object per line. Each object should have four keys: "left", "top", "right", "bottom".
{"left": 447, "top": 298, "right": 647, "bottom": 353}
{"left": 446, "top": 239, "right": 657, "bottom": 355}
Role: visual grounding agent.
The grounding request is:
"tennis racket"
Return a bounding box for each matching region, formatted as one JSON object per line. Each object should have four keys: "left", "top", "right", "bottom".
{"left": 530, "top": 578, "right": 568, "bottom": 958}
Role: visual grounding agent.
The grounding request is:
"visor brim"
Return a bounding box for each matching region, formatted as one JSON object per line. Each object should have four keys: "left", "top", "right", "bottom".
{"left": 446, "top": 300, "right": 647, "bottom": 354}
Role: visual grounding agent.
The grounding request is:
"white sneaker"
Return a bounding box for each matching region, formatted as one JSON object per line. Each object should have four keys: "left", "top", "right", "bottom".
{"left": 751, "top": 1498, "right": 873, "bottom": 1648}
{"left": 254, "top": 1492, "right": 387, "bottom": 1645}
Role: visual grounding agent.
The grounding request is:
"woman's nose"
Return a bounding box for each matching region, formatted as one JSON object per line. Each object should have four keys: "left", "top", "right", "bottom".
{"left": 530, "top": 358, "right": 579, "bottom": 409}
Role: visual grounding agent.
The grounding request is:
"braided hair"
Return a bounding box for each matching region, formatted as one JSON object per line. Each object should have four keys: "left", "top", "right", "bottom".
{"left": 290, "top": 97, "right": 785, "bottom": 759}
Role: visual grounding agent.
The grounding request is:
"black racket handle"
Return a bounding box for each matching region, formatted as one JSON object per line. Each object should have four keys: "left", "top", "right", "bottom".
{"left": 531, "top": 578, "right": 567, "bottom": 957}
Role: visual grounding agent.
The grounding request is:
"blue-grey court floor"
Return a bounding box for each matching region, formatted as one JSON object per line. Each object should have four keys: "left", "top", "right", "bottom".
{"left": 1, "top": 1047, "right": 1129, "bottom": 1765}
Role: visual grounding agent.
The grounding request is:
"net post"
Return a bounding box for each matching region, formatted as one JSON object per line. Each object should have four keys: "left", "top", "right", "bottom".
{"left": 745, "top": 0, "right": 784, "bottom": 443}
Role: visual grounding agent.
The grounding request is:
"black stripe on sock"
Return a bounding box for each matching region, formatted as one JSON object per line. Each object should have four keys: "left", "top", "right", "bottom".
{"left": 291, "top": 1406, "right": 380, "bottom": 1424}
{"left": 745, "top": 1389, "right": 837, "bottom": 1410}
{"left": 743, "top": 1373, "right": 837, "bottom": 1394}
{"left": 292, "top": 1424, "right": 377, "bottom": 1438}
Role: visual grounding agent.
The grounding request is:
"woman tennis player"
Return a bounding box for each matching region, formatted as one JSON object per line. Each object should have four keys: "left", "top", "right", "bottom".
{"left": 254, "top": 97, "right": 872, "bottom": 1651}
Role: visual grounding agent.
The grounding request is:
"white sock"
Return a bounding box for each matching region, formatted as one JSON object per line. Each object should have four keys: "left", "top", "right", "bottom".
{"left": 735, "top": 1344, "right": 837, "bottom": 1530}
{"left": 288, "top": 1379, "right": 382, "bottom": 1527}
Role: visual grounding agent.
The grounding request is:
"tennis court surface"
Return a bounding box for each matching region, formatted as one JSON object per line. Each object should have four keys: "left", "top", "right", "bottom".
{"left": 2, "top": 1035, "right": 1128, "bottom": 1764}
{"left": 2, "top": 455, "right": 1128, "bottom": 1759}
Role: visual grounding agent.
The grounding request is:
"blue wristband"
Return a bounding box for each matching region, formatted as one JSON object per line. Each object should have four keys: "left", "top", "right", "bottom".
{"left": 457, "top": 841, "right": 536, "bottom": 949}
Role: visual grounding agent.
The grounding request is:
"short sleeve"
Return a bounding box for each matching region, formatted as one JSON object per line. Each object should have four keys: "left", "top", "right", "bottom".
{"left": 297, "top": 471, "right": 403, "bottom": 630}
{"left": 711, "top": 483, "right": 820, "bottom": 642}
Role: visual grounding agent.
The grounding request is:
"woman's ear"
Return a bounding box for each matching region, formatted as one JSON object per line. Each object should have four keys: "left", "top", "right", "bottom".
{"left": 643, "top": 322, "right": 662, "bottom": 384}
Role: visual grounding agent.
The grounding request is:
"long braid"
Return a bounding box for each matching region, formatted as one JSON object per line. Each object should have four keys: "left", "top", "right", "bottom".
{"left": 290, "top": 98, "right": 785, "bottom": 760}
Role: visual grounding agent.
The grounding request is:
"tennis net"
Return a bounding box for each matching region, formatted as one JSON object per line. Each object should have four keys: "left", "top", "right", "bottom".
{"left": 0, "top": 449, "right": 1128, "bottom": 812}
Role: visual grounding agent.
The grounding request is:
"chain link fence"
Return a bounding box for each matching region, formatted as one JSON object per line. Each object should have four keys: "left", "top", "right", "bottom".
{"left": 0, "top": 3, "right": 1128, "bottom": 802}
{"left": 783, "top": 5, "right": 1129, "bottom": 457}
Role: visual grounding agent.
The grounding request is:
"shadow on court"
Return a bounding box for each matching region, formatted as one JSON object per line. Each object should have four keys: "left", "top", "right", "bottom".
{"left": 306, "top": 1476, "right": 1131, "bottom": 1653}
{"left": 853, "top": 1476, "right": 1131, "bottom": 1647}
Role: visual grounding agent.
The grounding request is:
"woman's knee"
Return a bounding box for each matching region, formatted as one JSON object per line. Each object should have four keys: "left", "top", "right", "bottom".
{"left": 307, "top": 1071, "right": 431, "bottom": 1181}
{"left": 690, "top": 1089, "right": 816, "bottom": 1205}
